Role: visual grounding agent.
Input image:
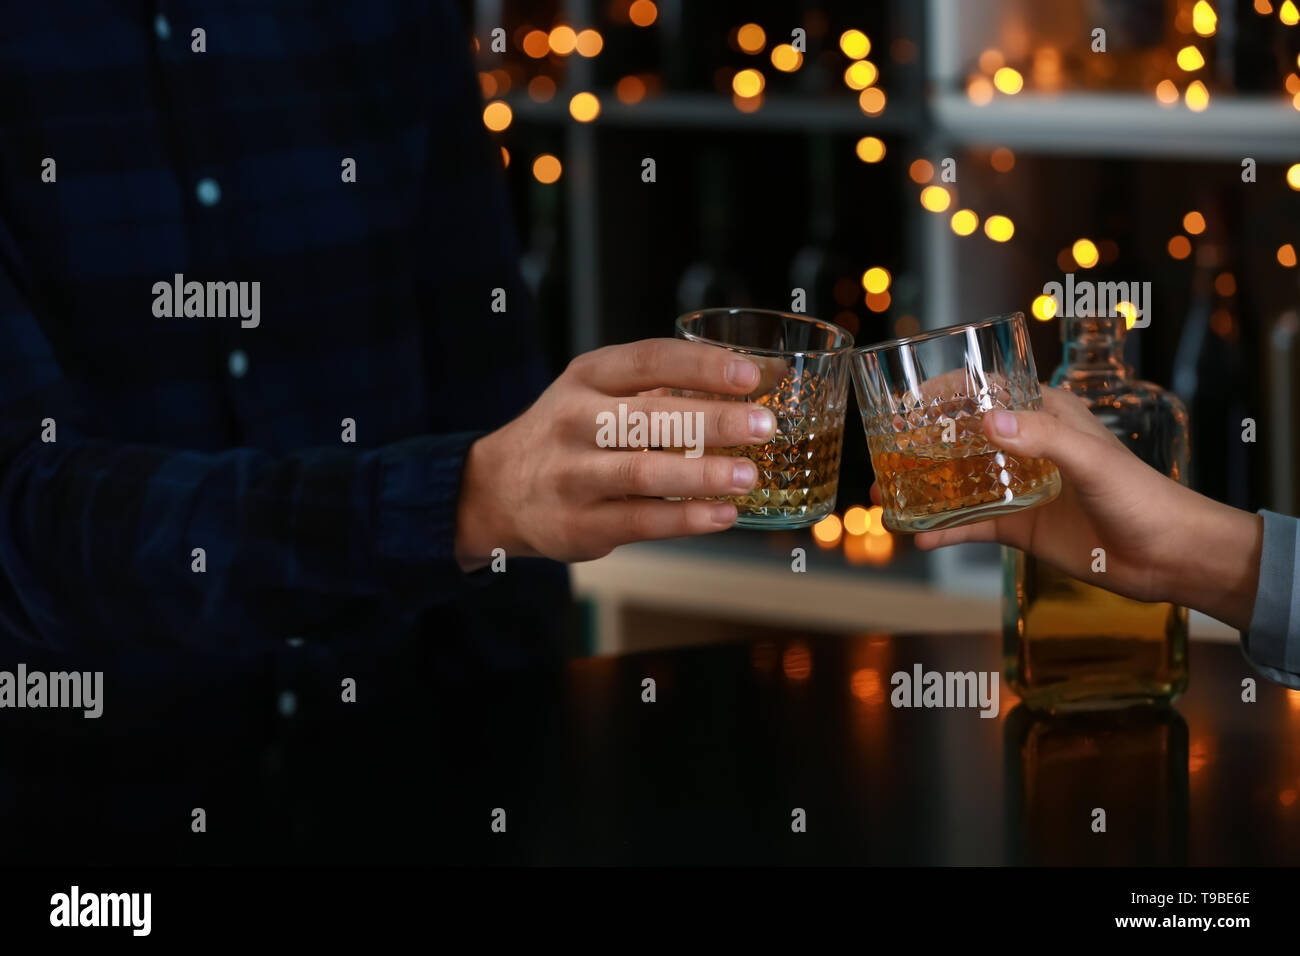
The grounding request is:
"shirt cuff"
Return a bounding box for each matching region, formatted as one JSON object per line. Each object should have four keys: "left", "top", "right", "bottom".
{"left": 374, "top": 432, "right": 494, "bottom": 593}
{"left": 1240, "top": 509, "right": 1300, "bottom": 689}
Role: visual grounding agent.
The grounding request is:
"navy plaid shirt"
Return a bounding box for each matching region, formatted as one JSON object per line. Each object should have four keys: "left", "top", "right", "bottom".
{"left": 0, "top": 1, "right": 569, "bottom": 680}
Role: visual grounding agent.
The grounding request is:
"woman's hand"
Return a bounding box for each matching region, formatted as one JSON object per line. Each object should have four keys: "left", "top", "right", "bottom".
{"left": 873, "top": 387, "right": 1264, "bottom": 629}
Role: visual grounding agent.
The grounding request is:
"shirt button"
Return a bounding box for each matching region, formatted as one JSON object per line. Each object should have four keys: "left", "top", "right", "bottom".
{"left": 154, "top": 13, "right": 171, "bottom": 40}
{"left": 276, "top": 691, "right": 298, "bottom": 718}
{"left": 196, "top": 177, "right": 222, "bottom": 206}
{"left": 228, "top": 349, "right": 248, "bottom": 378}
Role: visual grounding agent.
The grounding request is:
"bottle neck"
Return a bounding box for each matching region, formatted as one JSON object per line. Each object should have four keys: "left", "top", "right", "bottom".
{"left": 1057, "top": 315, "right": 1130, "bottom": 382}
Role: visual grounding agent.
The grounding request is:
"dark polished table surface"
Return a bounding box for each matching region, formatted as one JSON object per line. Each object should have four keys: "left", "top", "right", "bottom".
{"left": 5, "top": 611, "right": 1299, "bottom": 866}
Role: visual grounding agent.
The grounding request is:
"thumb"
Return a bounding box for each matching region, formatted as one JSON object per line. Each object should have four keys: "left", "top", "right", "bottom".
{"left": 982, "top": 408, "right": 1106, "bottom": 485}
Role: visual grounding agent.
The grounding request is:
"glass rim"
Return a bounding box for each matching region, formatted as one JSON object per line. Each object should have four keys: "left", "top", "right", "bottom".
{"left": 675, "top": 307, "right": 855, "bottom": 358}
{"left": 851, "top": 311, "right": 1026, "bottom": 357}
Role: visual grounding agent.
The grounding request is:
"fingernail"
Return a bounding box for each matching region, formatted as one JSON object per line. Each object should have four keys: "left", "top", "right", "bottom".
{"left": 710, "top": 503, "right": 738, "bottom": 525}
{"left": 728, "top": 359, "right": 760, "bottom": 389}
{"left": 732, "top": 459, "right": 758, "bottom": 489}
{"left": 991, "top": 410, "right": 1019, "bottom": 437}
{"left": 748, "top": 407, "right": 776, "bottom": 438}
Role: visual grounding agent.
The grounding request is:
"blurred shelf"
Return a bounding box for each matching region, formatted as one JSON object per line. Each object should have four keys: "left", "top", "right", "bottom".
{"left": 932, "top": 91, "right": 1300, "bottom": 161}
{"left": 506, "top": 92, "right": 923, "bottom": 133}
{"left": 573, "top": 538, "right": 1240, "bottom": 655}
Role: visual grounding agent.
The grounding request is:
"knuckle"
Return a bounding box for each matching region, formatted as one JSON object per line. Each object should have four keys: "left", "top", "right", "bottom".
{"left": 630, "top": 339, "right": 665, "bottom": 379}
{"left": 624, "top": 506, "right": 656, "bottom": 541}
{"left": 617, "top": 453, "right": 652, "bottom": 494}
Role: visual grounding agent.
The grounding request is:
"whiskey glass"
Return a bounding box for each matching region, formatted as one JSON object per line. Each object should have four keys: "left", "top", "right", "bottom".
{"left": 674, "top": 308, "right": 853, "bottom": 529}
{"left": 850, "top": 312, "right": 1061, "bottom": 533}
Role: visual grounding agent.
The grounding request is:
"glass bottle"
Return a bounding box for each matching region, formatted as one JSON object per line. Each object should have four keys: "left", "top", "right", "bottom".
{"left": 1002, "top": 312, "right": 1190, "bottom": 711}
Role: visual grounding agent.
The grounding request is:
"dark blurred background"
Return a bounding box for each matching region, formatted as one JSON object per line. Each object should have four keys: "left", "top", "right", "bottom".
{"left": 464, "top": 0, "right": 1300, "bottom": 651}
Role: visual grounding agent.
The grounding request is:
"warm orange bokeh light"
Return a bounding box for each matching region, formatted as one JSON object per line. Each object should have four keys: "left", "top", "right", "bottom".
{"left": 1168, "top": 235, "right": 1192, "bottom": 259}
{"left": 482, "top": 100, "right": 512, "bottom": 131}
{"left": 522, "top": 29, "right": 550, "bottom": 58}
{"left": 629, "top": 0, "right": 658, "bottom": 27}
{"left": 908, "top": 158, "right": 933, "bottom": 183}
{"left": 548, "top": 25, "right": 577, "bottom": 56}
{"left": 532, "top": 154, "right": 562, "bottom": 184}
{"left": 812, "top": 513, "right": 843, "bottom": 548}
{"left": 616, "top": 75, "right": 646, "bottom": 104}
{"left": 990, "top": 147, "right": 1015, "bottom": 172}
{"left": 569, "top": 91, "right": 601, "bottom": 122}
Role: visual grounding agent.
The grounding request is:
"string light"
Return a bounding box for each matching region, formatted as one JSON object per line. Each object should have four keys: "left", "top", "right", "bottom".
{"left": 770, "top": 44, "right": 802, "bottom": 72}
{"left": 575, "top": 29, "right": 604, "bottom": 57}
{"left": 482, "top": 101, "right": 512, "bottom": 131}
{"left": 984, "top": 215, "right": 1014, "bottom": 241}
{"left": 844, "top": 60, "right": 879, "bottom": 90}
{"left": 732, "top": 68, "right": 764, "bottom": 97}
{"left": 569, "top": 92, "right": 600, "bottom": 122}
{"left": 1185, "top": 79, "right": 1210, "bottom": 111}
{"left": 858, "top": 87, "right": 886, "bottom": 114}
{"left": 1072, "top": 238, "right": 1099, "bottom": 268}
{"left": 843, "top": 506, "right": 869, "bottom": 535}
{"left": 1116, "top": 301, "right": 1139, "bottom": 329}
{"left": 629, "top": 0, "right": 658, "bottom": 27}
{"left": 522, "top": 30, "right": 549, "bottom": 58}
{"left": 967, "top": 75, "right": 994, "bottom": 105}
{"left": 737, "top": 23, "right": 766, "bottom": 54}
{"left": 1192, "top": 0, "right": 1218, "bottom": 35}
{"left": 855, "top": 136, "right": 886, "bottom": 163}
{"left": 548, "top": 25, "right": 577, "bottom": 56}
{"left": 1176, "top": 45, "right": 1205, "bottom": 70}
{"left": 840, "top": 29, "right": 870, "bottom": 59}
{"left": 950, "top": 209, "right": 979, "bottom": 235}
{"left": 990, "top": 147, "right": 1015, "bottom": 172}
{"left": 1155, "top": 79, "right": 1180, "bottom": 104}
{"left": 616, "top": 75, "right": 646, "bottom": 104}
{"left": 533, "top": 154, "right": 562, "bottom": 184}
{"left": 908, "top": 159, "right": 934, "bottom": 183}
{"left": 1282, "top": 0, "right": 1300, "bottom": 24}
{"left": 920, "top": 185, "right": 951, "bottom": 212}
{"left": 862, "top": 267, "right": 891, "bottom": 294}
{"left": 1168, "top": 235, "right": 1192, "bottom": 259}
{"left": 1279, "top": 243, "right": 1298, "bottom": 267}
{"left": 812, "top": 514, "right": 843, "bottom": 548}
{"left": 1031, "top": 294, "right": 1058, "bottom": 321}
{"left": 993, "top": 67, "right": 1024, "bottom": 94}
{"left": 1287, "top": 163, "right": 1300, "bottom": 190}
{"left": 1183, "top": 210, "right": 1206, "bottom": 234}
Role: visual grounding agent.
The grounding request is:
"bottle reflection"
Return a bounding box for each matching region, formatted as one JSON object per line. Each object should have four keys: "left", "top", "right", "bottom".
{"left": 1004, "top": 705, "right": 1188, "bottom": 865}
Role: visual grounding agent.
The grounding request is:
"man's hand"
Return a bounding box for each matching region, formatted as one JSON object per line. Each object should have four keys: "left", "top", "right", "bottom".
{"left": 873, "top": 387, "right": 1264, "bottom": 629}
{"left": 454, "top": 339, "right": 778, "bottom": 569}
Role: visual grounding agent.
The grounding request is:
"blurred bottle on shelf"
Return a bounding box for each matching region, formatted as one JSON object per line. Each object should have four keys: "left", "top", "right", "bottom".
{"left": 519, "top": 171, "right": 570, "bottom": 376}
{"left": 1170, "top": 199, "right": 1258, "bottom": 509}
{"left": 789, "top": 136, "right": 857, "bottom": 329}
{"left": 676, "top": 149, "right": 750, "bottom": 313}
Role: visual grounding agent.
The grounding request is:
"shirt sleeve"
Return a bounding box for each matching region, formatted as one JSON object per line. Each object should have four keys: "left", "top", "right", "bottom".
{"left": 1239, "top": 509, "right": 1300, "bottom": 689}
{"left": 0, "top": 243, "right": 486, "bottom": 653}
